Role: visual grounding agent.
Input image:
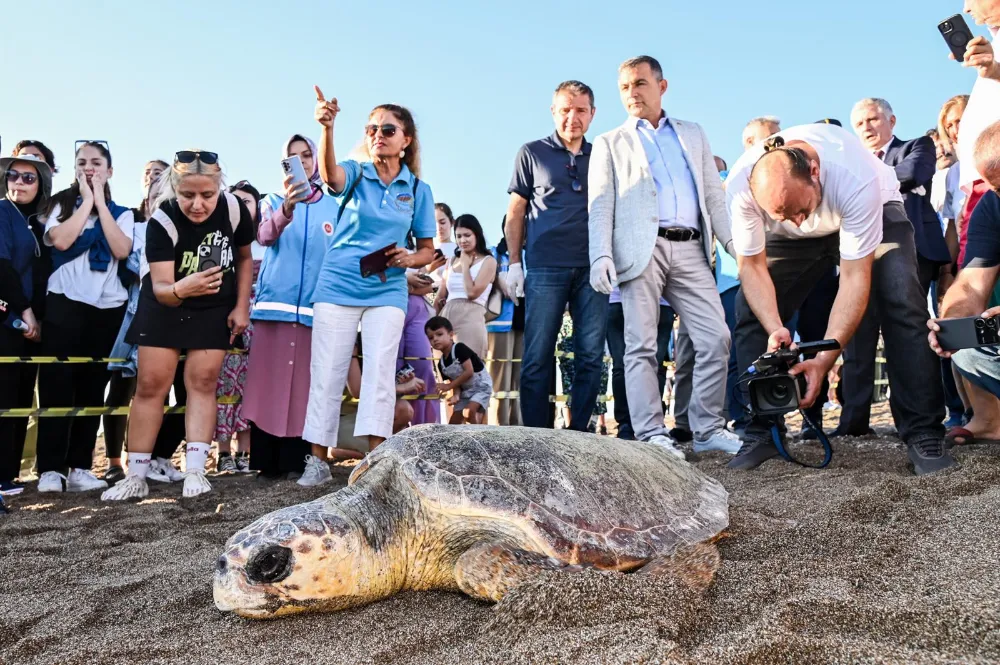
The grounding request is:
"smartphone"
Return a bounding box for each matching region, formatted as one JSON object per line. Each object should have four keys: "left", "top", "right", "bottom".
{"left": 198, "top": 243, "right": 225, "bottom": 271}
{"left": 936, "top": 315, "right": 1000, "bottom": 351}
{"left": 416, "top": 274, "right": 434, "bottom": 284}
{"left": 939, "top": 14, "right": 974, "bottom": 61}
{"left": 280, "top": 154, "right": 309, "bottom": 191}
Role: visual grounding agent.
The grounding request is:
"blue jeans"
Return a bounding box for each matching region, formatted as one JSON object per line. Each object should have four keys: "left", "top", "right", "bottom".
{"left": 953, "top": 346, "right": 1000, "bottom": 399}
{"left": 719, "top": 287, "right": 745, "bottom": 426}
{"left": 521, "top": 267, "right": 610, "bottom": 430}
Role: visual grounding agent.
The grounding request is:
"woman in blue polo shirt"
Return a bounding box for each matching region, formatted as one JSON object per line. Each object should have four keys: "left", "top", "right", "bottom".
{"left": 303, "top": 88, "right": 435, "bottom": 474}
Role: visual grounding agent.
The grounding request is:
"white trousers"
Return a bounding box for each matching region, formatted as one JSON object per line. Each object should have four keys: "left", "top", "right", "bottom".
{"left": 303, "top": 303, "right": 405, "bottom": 446}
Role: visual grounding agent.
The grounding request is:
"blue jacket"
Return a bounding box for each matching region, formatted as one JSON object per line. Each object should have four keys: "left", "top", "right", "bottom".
{"left": 0, "top": 199, "right": 41, "bottom": 329}
{"left": 251, "top": 191, "right": 338, "bottom": 327}
{"left": 884, "top": 136, "right": 952, "bottom": 265}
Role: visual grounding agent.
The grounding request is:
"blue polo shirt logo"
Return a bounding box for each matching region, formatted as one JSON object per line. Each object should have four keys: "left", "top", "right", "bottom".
{"left": 394, "top": 193, "right": 414, "bottom": 211}
{"left": 322, "top": 221, "right": 334, "bottom": 236}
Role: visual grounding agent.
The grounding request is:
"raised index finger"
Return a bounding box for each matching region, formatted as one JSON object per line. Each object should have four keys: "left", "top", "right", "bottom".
{"left": 314, "top": 85, "right": 326, "bottom": 102}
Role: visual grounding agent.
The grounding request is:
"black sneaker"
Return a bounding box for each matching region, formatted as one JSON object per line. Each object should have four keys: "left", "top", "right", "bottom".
{"left": 908, "top": 437, "right": 956, "bottom": 476}
{"left": 0, "top": 480, "right": 24, "bottom": 496}
{"left": 217, "top": 453, "right": 238, "bottom": 475}
{"left": 829, "top": 426, "right": 875, "bottom": 438}
{"left": 800, "top": 427, "right": 820, "bottom": 441}
{"left": 669, "top": 427, "right": 693, "bottom": 443}
{"left": 104, "top": 465, "right": 126, "bottom": 485}
{"left": 727, "top": 437, "right": 780, "bottom": 471}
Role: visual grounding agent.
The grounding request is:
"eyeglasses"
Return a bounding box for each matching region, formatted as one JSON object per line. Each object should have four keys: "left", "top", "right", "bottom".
{"left": 175, "top": 150, "right": 219, "bottom": 165}
{"left": 233, "top": 180, "right": 250, "bottom": 189}
{"left": 5, "top": 169, "right": 38, "bottom": 185}
{"left": 566, "top": 153, "right": 583, "bottom": 193}
{"left": 365, "top": 124, "right": 399, "bottom": 138}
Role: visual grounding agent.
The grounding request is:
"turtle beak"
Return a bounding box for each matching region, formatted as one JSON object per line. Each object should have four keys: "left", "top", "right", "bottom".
{"left": 213, "top": 556, "right": 269, "bottom": 615}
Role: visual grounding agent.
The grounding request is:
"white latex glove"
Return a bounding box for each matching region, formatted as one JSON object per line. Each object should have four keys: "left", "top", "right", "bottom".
{"left": 590, "top": 257, "right": 617, "bottom": 295}
{"left": 506, "top": 262, "right": 525, "bottom": 305}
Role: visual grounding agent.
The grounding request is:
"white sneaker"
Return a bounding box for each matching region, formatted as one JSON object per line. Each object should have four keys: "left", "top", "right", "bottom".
{"left": 297, "top": 455, "right": 332, "bottom": 487}
{"left": 182, "top": 470, "right": 212, "bottom": 498}
{"left": 646, "top": 435, "right": 686, "bottom": 461}
{"left": 148, "top": 458, "right": 184, "bottom": 483}
{"left": 66, "top": 468, "right": 109, "bottom": 492}
{"left": 693, "top": 428, "right": 744, "bottom": 455}
{"left": 101, "top": 475, "right": 149, "bottom": 501}
{"left": 37, "top": 471, "right": 66, "bottom": 493}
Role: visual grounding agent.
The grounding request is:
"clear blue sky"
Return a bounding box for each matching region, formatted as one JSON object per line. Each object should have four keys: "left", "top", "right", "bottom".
{"left": 0, "top": 0, "right": 984, "bottom": 242}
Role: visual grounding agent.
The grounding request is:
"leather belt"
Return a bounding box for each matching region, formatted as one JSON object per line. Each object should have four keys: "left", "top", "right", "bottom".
{"left": 657, "top": 227, "right": 702, "bottom": 242}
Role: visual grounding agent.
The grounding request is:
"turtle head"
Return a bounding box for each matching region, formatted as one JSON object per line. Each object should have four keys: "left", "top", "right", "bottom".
{"left": 213, "top": 501, "right": 373, "bottom": 618}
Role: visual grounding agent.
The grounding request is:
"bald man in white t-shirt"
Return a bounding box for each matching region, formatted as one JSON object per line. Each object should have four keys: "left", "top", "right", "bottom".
{"left": 726, "top": 123, "right": 953, "bottom": 476}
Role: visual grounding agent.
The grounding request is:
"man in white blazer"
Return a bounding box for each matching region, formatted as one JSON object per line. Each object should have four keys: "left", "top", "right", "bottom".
{"left": 588, "top": 55, "right": 740, "bottom": 458}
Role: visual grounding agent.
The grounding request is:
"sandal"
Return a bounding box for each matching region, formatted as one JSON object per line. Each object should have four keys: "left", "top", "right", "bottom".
{"left": 945, "top": 426, "right": 1000, "bottom": 447}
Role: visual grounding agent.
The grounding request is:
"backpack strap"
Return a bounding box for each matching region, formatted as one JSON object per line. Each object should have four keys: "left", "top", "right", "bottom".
{"left": 223, "top": 191, "right": 241, "bottom": 232}
{"left": 335, "top": 170, "right": 365, "bottom": 223}
{"left": 150, "top": 207, "right": 179, "bottom": 246}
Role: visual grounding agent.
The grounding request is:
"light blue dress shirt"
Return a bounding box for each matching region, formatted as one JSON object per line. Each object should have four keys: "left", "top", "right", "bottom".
{"left": 634, "top": 114, "right": 700, "bottom": 230}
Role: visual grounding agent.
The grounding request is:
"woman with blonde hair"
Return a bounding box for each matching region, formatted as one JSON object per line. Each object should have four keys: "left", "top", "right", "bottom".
{"left": 298, "top": 87, "right": 436, "bottom": 487}
{"left": 102, "top": 151, "right": 254, "bottom": 501}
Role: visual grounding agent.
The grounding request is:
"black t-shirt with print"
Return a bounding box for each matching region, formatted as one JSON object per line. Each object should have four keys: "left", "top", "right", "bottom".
{"left": 143, "top": 195, "right": 254, "bottom": 310}
{"left": 439, "top": 342, "right": 485, "bottom": 374}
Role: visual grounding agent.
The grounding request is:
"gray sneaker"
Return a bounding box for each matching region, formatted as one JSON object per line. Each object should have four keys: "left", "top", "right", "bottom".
{"left": 235, "top": 453, "right": 251, "bottom": 474}
{"left": 693, "top": 428, "right": 743, "bottom": 455}
{"left": 217, "top": 454, "right": 238, "bottom": 475}
{"left": 297, "top": 455, "right": 332, "bottom": 487}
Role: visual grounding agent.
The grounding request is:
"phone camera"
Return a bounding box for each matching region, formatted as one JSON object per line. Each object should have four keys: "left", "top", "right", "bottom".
{"left": 988, "top": 318, "right": 998, "bottom": 329}
{"left": 282, "top": 162, "right": 291, "bottom": 173}
{"left": 975, "top": 318, "right": 986, "bottom": 329}
{"left": 942, "top": 21, "right": 953, "bottom": 31}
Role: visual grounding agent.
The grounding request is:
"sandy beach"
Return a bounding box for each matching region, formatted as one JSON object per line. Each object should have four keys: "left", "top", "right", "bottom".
{"left": 2, "top": 404, "right": 999, "bottom": 665}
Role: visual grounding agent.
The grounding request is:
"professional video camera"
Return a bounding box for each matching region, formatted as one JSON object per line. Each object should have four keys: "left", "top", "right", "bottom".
{"left": 745, "top": 339, "right": 841, "bottom": 416}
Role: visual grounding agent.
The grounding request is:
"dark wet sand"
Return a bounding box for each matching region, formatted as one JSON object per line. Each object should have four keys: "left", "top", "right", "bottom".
{"left": 2, "top": 403, "right": 999, "bottom": 665}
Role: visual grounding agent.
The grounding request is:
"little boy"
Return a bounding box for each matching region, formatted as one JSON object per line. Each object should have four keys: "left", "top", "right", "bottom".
{"left": 425, "top": 317, "right": 493, "bottom": 424}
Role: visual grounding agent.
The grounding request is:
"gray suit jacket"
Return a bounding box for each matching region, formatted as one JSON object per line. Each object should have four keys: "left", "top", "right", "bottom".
{"left": 587, "top": 116, "right": 734, "bottom": 284}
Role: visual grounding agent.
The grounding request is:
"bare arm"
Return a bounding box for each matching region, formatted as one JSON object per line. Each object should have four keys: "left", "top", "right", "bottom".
{"left": 504, "top": 194, "right": 528, "bottom": 265}
{"left": 46, "top": 201, "right": 94, "bottom": 251}
{"left": 318, "top": 125, "right": 347, "bottom": 193}
{"left": 736, "top": 251, "right": 782, "bottom": 334}
{"left": 95, "top": 202, "right": 132, "bottom": 260}
{"left": 816, "top": 253, "right": 875, "bottom": 364}
{"left": 463, "top": 256, "right": 497, "bottom": 300}
{"left": 442, "top": 358, "right": 475, "bottom": 391}
{"left": 940, "top": 265, "right": 1000, "bottom": 319}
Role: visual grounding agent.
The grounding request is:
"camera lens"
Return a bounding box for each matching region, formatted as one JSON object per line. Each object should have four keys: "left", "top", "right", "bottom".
{"left": 766, "top": 383, "right": 789, "bottom": 402}
{"left": 976, "top": 319, "right": 985, "bottom": 329}
{"left": 989, "top": 318, "right": 998, "bottom": 328}
{"left": 942, "top": 21, "right": 953, "bottom": 31}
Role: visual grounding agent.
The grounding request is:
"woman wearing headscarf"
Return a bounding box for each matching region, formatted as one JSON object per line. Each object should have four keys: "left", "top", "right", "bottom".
{"left": 241, "top": 135, "right": 338, "bottom": 480}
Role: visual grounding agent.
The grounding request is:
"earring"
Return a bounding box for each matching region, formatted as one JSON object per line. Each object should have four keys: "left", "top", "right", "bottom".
{"left": 400, "top": 149, "right": 406, "bottom": 159}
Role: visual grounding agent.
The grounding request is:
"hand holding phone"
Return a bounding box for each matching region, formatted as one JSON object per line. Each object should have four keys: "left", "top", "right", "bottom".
{"left": 929, "top": 314, "right": 1000, "bottom": 356}
{"left": 281, "top": 155, "right": 310, "bottom": 193}
{"left": 939, "top": 14, "right": 974, "bottom": 61}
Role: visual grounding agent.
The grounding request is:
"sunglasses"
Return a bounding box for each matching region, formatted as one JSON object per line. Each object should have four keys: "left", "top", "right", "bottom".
{"left": 566, "top": 153, "right": 583, "bottom": 193}
{"left": 5, "top": 169, "right": 38, "bottom": 185}
{"left": 75, "top": 139, "right": 110, "bottom": 153}
{"left": 175, "top": 150, "right": 219, "bottom": 165}
{"left": 365, "top": 124, "right": 399, "bottom": 138}
{"left": 232, "top": 179, "right": 250, "bottom": 189}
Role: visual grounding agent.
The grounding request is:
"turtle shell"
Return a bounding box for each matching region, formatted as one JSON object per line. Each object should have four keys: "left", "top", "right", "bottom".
{"left": 350, "top": 425, "right": 728, "bottom": 570}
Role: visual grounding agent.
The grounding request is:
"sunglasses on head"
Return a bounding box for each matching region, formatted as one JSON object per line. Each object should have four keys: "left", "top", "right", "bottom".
{"left": 5, "top": 169, "right": 38, "bottom": 185}
{"left": 232, "top": 179, "right": 250, "bottom": 189}
{"left": 175, "top": 150, "right": 219, "bottom": 165}
{"left": 365, "top": 123, "right": 399, "bottom": 138}
{"left": 75, "top": 139, "right": 110, "bottom": 154}
{"left": 566, "top": 154, "right": 583, "bottom": 193}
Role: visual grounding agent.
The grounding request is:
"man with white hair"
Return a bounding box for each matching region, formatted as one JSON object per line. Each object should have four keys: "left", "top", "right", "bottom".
{"left": 742, "top": 116, "right": 781, "bottom": 152}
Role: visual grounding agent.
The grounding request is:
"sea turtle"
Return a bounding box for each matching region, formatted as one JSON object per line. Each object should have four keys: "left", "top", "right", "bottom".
{"left": 213, "top": 424, "right": 729, "bottom": 618}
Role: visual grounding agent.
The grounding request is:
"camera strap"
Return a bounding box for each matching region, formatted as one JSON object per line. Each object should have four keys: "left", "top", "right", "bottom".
{"left": 769, "top": 409, "right": 833, "bottom": 469}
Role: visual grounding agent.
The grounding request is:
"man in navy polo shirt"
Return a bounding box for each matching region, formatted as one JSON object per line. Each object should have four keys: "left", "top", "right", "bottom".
{"left": 505, "top": 80, "right": 609, "bottom": 431}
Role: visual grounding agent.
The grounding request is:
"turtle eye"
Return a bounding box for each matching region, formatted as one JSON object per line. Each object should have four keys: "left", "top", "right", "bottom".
{"left": 247, "top": 545, "right": 293, "bottom": 584}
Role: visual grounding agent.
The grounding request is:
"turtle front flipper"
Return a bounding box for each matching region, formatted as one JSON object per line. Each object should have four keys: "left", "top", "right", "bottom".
{"left": 634, "top": 542, "right": 721, "bottom": 591}
{"left": 454, "top": 542, "right": 586, "bottom": 603}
